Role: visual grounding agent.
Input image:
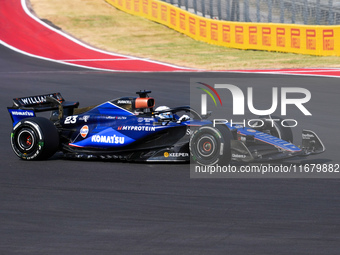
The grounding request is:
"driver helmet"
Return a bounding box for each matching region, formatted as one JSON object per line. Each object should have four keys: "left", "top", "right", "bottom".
{"left": 155, "top": 106, "right": 173, "bottom": 119}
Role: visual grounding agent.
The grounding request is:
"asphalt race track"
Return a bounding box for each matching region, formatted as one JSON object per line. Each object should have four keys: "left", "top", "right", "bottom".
{"left": 1, "top": 44, "right": 340, "bottom": 254}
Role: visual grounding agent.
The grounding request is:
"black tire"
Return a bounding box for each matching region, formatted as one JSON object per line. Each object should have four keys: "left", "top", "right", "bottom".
{"left": 189, "top": 126, "right": 231, "bottom": 165}
{"left": 11, "top": 117, "right": 59, "bottom": 160}
{"left": 258, "top": 115, "right": 293, "bottom": 143}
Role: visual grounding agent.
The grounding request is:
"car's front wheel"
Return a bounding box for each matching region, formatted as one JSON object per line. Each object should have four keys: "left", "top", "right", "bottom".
{"left": 190, "top": 126, "right": 231, "bottom": 165}
{"left": 11, "top": 117, "right": 59, "bottom": 160}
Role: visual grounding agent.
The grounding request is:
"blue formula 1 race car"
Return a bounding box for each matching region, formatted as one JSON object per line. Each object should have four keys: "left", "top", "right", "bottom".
{"left": 7, "top": 90, "right": 325, "bottom": 165}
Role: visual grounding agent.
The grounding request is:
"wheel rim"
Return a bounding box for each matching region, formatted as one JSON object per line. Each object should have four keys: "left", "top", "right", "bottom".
{"left": 196, "top": 134, "right": 217, "bottom": 158}
{"left": 17, "top": 129, "right": 36, "bottom": 152}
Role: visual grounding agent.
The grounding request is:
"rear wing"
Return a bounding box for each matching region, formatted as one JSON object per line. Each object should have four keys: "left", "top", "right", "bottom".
{"left": 8, "top": 92, "right": 79, "bottom": 125}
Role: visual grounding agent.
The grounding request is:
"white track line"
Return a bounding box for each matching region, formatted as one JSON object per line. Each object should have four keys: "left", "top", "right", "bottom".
{"left": 62, "top": 59, "right": 138, "bottom": 62}
{"left": 20, "top": 0, "right": 194, "bottom": 71}
{"left": 0, "top": 39, "right": 131, "bottom": 72}
{"left": 278, "top": 69, "right": 340, "bottom": 73}
{"left": 213, "top": 70, "right": 340, "bottom": 78}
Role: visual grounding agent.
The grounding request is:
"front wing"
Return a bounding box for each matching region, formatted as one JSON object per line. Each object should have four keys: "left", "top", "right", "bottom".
{"left": 231, "top": 129, "right": 325, "bottom": 162}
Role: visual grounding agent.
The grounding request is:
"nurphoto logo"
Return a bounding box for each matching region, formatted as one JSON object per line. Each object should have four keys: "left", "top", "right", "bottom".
{"left": 197, "top": 82, "right": 312, "bottom": 128}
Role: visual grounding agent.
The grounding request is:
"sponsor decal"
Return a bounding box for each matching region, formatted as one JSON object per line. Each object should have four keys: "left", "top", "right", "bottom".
{"left": 189, "top": 17, "right": 196, "bottom": 35}
{"left": 91, "top": 135, "right": 125, "bottom": 144}
{"left": 262, "top": 27, "right": 271, "bottom": 46}
{"left": 276, "top": 28, "right": 285, "bottom": 47}
{"left": 222, "top": 25, "right": 231, "bottom": 43}
{"left": 235, "top": 26, "right": 244, "bottom": 44}
{"left": 247, "top": 129, "right": 256, "bottom": 133}
{"left": 118, "top": 126, "right": 156, "bottom": 131}
{"left": 291, "top": 29, "right": 300, "bottom": 49}
{"left": 126, "top": 0, "right": 132, "bottom": 10}
{"left": 106, "top": 116, "right": 127, "bottom": 120}
{"left": 179, "top": 13, "right": 186, "bottom": 31}
{"left": 79, "top": 115, "right": 90, "bottom": 122}
{"left": 306, "top": 30, "right": 316, "bottom": 50}
{"left": 142, "top": 0, "right": 148, "bottom": 15}
{"left": 249, "top": 26, "right": 258, "bottom": 45}
{"left": 80, "top": 125, "right": 89, "bottom": 138}
{"left": 151, "top": 2, "right": 158, "bottom": 18}
{"left": 10, "top": 110, "right": 34, "bottom": 116}
{"left": 232, "top": 154, "right": 247, "bottom": 158}
{"left": 117, "top": 100, "right": 131, "bottom": 104}
{"left": 144, "top": 118, "right": 154, "bottom": 122}
{"left": 170, "top": 9, "right": 176, "bottom": 27}
{"left": 323, "top": 29, "right": 334, "bottom": 50}
{"left": 211, "top": 23, "right": 218, "bottom": 41}
{"left": 199, "top": 20, "right": 207, "bottom": 38}
{"left": 134, "top": 0, "right": 140, "bottom": 12}
{"left": 19, "top": 95, "right": 54, "bottom": 105}
{"left": 161, "top": 5, "right": 167, "bottom": 22}
{"left": 302, "top": 133, "right": 314, "bottom": 139}
{"left": 164, "top": 152, "right": 189, "bottom": 158}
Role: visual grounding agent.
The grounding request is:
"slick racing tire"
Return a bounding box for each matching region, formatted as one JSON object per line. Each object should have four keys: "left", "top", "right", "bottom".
{"left": 257, "top": 116, "right": 294, "bottom": 143}
{"left": 190, "top": 126, "right": 231, "bottom": 165}
{"left": 11, "top": 117, "right": 59, "bottom": 160}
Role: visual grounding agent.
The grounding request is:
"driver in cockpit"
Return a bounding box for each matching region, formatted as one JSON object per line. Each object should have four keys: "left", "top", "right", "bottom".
{"left": 155, "top": 106, "right": 190, "bottom": 122}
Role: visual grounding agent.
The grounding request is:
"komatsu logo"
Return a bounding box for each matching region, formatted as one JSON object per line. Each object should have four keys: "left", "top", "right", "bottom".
{"left": 91, "top": 135, "right": 125, "bottom": 144}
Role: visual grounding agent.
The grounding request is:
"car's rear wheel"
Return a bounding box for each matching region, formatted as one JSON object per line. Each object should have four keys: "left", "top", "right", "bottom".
{"left": 11, "top": 117, "right": 59, "bottom": 160}
{"left": 190, "top": 126, "right": 231, "bottom": 165}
